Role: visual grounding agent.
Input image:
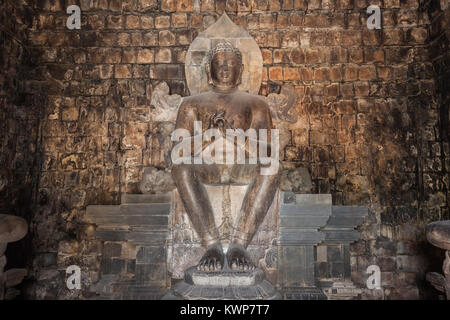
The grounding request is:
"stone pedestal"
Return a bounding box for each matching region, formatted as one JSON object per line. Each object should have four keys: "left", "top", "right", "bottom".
{"left": 0, "top": 214, "right": 28, "bottom": 300}
{"left": 86, "top": 193, "right": 171, "bottom": 299}
{"left": 163, "top": 267, "right": 281, "bottom": 300}
{"left": 426, "top": 220, "right": 450, "bottom": 300}
{"left": 85, "top": 189, "right": 369, "bottom": 300}
{"left": 316, "top": 205, "right": 368, "bottom": 299}
{"left": 278, "top": 192, "right": 332, "bottom": 300}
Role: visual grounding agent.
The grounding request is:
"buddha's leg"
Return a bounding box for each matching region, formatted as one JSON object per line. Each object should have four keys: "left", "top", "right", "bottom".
{"left": 227, "top": 164, "right": 281, "bottom": 270}
{"left": 171, "top": 164, "right": 221, "bottom": 247}
{"left": 171, "top": 164, "right": 224, "bottom": 270}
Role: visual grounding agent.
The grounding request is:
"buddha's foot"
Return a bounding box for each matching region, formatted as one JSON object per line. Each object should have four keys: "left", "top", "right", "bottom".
{"left": 226, "top": 243, "right": 255, "bottom": 271}
{"left": 197, "top": 242, "right": 224, "bottom": 271}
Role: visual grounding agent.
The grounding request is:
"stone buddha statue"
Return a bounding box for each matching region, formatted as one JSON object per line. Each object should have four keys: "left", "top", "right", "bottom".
{"left": 171, "top": 41, "right": 281, "bottom": 271}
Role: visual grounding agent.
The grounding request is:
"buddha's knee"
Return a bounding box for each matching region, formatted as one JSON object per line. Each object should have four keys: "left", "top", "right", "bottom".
{"left": 171, "top": 164, "right": 194, "bottom": 180}
{"left": 258, "top": 160, "right": 282, "bottom": 178}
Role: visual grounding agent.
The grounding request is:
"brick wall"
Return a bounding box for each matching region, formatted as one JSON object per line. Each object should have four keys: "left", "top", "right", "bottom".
{"left": 9, "top": 0, "right": 448, "bottom": 299}
{"left": 0, "top": 0, "right": 38, "bottom": 278}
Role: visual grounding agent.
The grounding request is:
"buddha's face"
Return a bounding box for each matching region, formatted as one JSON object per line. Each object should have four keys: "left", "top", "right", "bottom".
{"left": 208, "top": 51, "right": 242, "bottom": 91}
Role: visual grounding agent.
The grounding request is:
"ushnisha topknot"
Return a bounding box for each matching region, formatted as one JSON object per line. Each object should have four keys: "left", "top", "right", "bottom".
{"left": 206, "top": 41, "right": 242, "bottom": 66}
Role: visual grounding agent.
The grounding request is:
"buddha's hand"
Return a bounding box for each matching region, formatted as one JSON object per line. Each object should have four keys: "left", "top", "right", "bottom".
{"left": 208, "top": 110, "right": 233, "bottom": 135}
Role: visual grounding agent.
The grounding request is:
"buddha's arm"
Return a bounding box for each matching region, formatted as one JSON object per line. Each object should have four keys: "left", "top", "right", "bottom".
{"left": 248, "top": 101, "right": 274, "bottom": 152}
{"left": 175, "top": 100, "right": 196, "bottom": 134}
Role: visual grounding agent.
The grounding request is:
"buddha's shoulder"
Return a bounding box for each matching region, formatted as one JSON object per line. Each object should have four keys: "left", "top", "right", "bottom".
{"left": 181, "top": 91, "right": 215, "bottom": 104}
{"left": 181, "top": 91, "right": 268, "bottom": 107}
{"left": 234, "top": 91, "right": 268, "bottom": 106}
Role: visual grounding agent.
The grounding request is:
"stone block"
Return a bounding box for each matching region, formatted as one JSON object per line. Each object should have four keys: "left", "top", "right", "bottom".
{"left": 135, "top": 263, "right": 166, "bottom": 283}
{"left": 159, "top": 30, "right": 175, "bottom": 46}
{"left": 155, "top": 16, "right": 170, "bottom": 29}
{"left": 155, "top": 49, "right": 172, "bottom": 63}
{"left": 136, "top": 246, "right": 166, "bottom": 264}
{"left": 103, "top": 243, "right": 122, "bottom": 258}
{"left": 137, "top": 49, "right": 154, "bottom": 64}
{"left": 101, "top": 258, "right": 125, "bottom": 275}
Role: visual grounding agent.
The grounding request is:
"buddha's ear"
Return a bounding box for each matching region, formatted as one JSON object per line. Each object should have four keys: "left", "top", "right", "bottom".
{"left": 237, "top": 63, "right": 244, "bottom": 86}
{"left": 205, "top": 63, "right": 213, "bottom": 85}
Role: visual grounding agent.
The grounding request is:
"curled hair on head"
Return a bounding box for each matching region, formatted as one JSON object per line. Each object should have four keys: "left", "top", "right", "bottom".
{"left": 206, "top": 40, "right": 243, "bottom": 66}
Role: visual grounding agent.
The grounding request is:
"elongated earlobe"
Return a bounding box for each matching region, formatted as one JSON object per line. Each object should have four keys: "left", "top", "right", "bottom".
{"left": 236, "top": 64, "right": 244, "bottom": 86}
{"left": 206, "top": 64, "right": 213, "bottom": 85}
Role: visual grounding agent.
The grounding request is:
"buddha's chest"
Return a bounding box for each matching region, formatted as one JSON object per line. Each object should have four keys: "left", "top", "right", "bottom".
{"left": 197, "top": 101, "right": 252, "bottom": 130}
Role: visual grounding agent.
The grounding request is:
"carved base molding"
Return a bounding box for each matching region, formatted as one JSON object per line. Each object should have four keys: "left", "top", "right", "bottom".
{"left": 163, "top": 266, "right": 281, "bottom": 300}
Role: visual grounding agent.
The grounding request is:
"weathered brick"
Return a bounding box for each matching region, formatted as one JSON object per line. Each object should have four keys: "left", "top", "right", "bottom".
{"left": 348, "top": 48, "right": 363, "bottom": 63}
{"left": 161, "top": 0, "right": 176, "bottom": 11}
{"left": 281, "top": 31, "right": 299, "bottom": 47}
{"left": 122, "top": 48, "right": 137, "bottom": 63}
{"left": 141, "top": 16, "right": 154, "bottom": 28}
{"left": 329, "top": 66, "right": 342, "bottom": 81}
{"left": 340, "top": 30, "right": 361, "bottom": 46}
{"left": 269, "top": 0, "right": 281, "bottom": 10}
{"left": 155, "top": 48, "right": 172, "bottom": 63}
{"left": 137, "top": 49, "right": 154, "bottom": 63}
{"left": 176, "top": 30, "right": 192, "bottom": 45}
{"left": 138, "top": 0, "right": 158, "bottom": 11}
{"left": 340, "top": 83, "right": 354, "bottom": 97}
{"left": 117, "top": 33, "right": 131, "bottom": 47}
{"left": 364, "top": 48, "right": 384, "bottom": 63}
{"left": 305, "top": 49, "right": 321, "bottom": 64}
{"left": 273, "top": 49, "right": 290, "bottom": 63}
{"left": 383, "top": 29, "right": 403, "bottom": 45}
{"left": 99, "top": 65, "right": 114, "bottom": 79}
{"left": 409, "top": 28, "right": 428, "bottom": 44}
{"left": 283, "top": 67, "right": 300, "bottom": 80}
{"left": 260, "top": 13, "right": 275, "bottom": 29}
{"left": 130, "top": 33, "right": 143, "bottom": 46}
{"left": 358, "top": 65, "right": 377, "bottom": 80}
{"left": 177, "top": 0, "right": 193, "bottom": 11}
{"left": 115, "top": 65, "right": 132, "bottom": 79}
{"left": 281, "top": 0, "right": 293, "bottom": 10}
{"left": 150, "top": 64, "right": 182, "bottom": 79}
{"left": 125, "top": 15, "right": 140, "bottom": 29}
{"left": 247, "top": 14, "right": 260, "bottom": 30}
{"left": 336, "top": 100, "right": 356, "bottom": 114}
{"left": 354, "top": 81, "right": 369, "bottom": 96}
{"left": 325, "top": 83, "right": 339, "bottom": 96}
{"left": 289, "top": 13, "right": 303, "bottom": 27}
{"left": 155, "top": 15, "right": 170, "bottom": 29}
{"left": 201, "top": 0, "right": 215, "bottom": 11}
{"left": 191, "top": 13, "right": 202, "bottom": 28}
{"left": 269, "top": 66, "right": 283, "bottom": 80}
{"left": 377, "top": 66, "right": 392, "bottom": 80}
{"left": 304, "top": 14, "right": 329, "bottom": 27}
{"left": 172, "top": 13, "right": 187, "bottom": 28}
{"left": 261, "top": 49, "right": 273, "bottom": 64}
{"left": 107, "top": 15, "right": 123, "bottom": 29}
{"left": 314, "top": 67, "right": 330, "bottom": 81}
{"left": 276, "top": 14, "right": 289, "bottom": 28}
{"left": 61, "top": 107, "right": 79, "bottom": 121}
{"left": 143, "top": 32, "right": 158, "bottom": 46}
{"left": 159, "top": 30, "right": 175, "bottom": 46}
{"left": 344, "top": 65, "right": 358, "bottom": 81}
{"left": 289, "top": 48, "right": 305, "bottom": 64}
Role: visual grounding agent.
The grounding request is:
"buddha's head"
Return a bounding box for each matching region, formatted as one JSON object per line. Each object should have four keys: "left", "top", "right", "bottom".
{"left": 206, "top": 41, "right": 243, "bottom": 93}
